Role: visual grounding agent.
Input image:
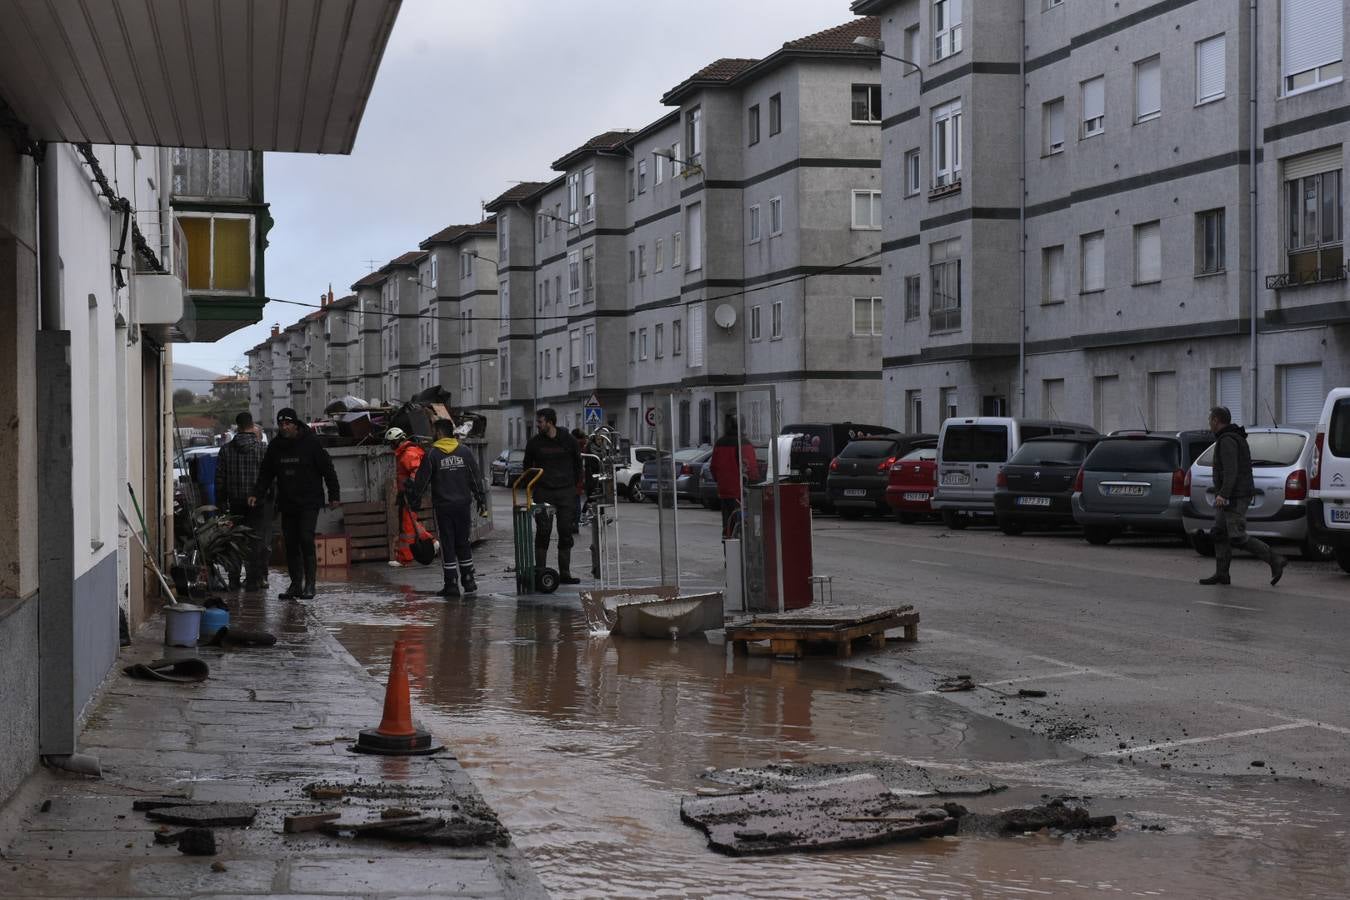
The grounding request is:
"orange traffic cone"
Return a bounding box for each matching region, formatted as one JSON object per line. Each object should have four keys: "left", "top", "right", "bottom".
{"left": 350, "top": 640, "right": 443, "bottom": 756}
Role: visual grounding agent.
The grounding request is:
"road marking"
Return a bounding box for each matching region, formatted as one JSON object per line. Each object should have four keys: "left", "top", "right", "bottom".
{"left": 1195, "top": 600, "right": 1262, "bottom": 611}
{"left": 1101, "top": 721, "right": 1310, "bottom": 756}
{"left": 982, "top": 669, "right": 1097, "bottom": 687}
{"left": 1026, "top": 577, "right": 1077, "bottom": 587}
{"left": 909, "top": 559, "right": 951, "bottom": 568}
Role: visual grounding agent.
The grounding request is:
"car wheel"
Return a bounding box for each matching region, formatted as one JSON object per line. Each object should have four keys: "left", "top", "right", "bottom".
{"left": 838, "top": 507, "right": 864, "bottom": 520}
{"left": 998, "top": 518, "right": 1024, "bottom": 536}
{"left": 628, "top": 477, "right": 645, "bottom": 503}
{"left": 1302, "top": 536, "right": 1335, "bottom": 562}
{"left": 1336, "top": 547, "right": 1350, "bottom": 575}
{"left": 1083, "top": 526, "right": 1114, "bottom": 546}
{"left": 1191, "top": 531, "right": 1216, "bottom": 557}
{"left": 896, "top": 511, "right": 918, "bottom": 525}
{"left": 941, "top": 509, "right": 967, "bottom": 530}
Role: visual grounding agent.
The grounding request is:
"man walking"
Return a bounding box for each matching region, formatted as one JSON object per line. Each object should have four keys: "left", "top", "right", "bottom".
{"left": 409, "top": 418, "right": 486, "bottom": 598}
{"left": 523, "top": 408, "right": 582, "bottom": 585}
{"left": 710, "top": 418, "right": 761, "bottom": 535}
{"left": 1200, "top": 406, "right": 1287, "bottom": 586}
{"left": 249, "top": 408, "right": 340, "bottom": 600}
{"left": 214, "top": 412, "right": 270, "bottom": 590}
{"left": 385, "top": 426, "right": 426, "bottom": 567}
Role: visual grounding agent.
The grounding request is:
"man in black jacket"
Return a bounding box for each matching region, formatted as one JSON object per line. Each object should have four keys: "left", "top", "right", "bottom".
{"left": 522, "top": 407, "right": 582, "bottom": 584}
{"left": 249, "top": 408, "right": 340, "bottom": 599}
{"left": 409, "top": 418, "right": 487, "bottom": 598}
{"left": 215, "top": 412, "right": 270, "bottom": 590}
{"left": 1201, "top": 406, "right": 1286, "bottom": 587}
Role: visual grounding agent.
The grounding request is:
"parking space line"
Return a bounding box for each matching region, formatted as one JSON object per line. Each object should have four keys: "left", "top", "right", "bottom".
{"left": 981, "top": 669, "right": 1097, "bottom": 687}
{"left": 1101, "top": 721, "right": 1310, "bottom": 756}
{"left": 909, "top": 559, "right": 951, "bottom": 568}
{"left": 1194, "top": 600, "right": 1262, "bottom": 611}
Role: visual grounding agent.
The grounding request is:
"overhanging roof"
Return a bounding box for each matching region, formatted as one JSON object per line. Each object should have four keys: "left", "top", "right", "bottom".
{"left": 0, "top": 0, "right": 400, "bottom": 153}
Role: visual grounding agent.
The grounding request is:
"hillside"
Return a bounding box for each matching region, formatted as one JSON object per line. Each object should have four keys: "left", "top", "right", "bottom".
{"left": 172, "top": 362, "right": 224, "bottom": 394}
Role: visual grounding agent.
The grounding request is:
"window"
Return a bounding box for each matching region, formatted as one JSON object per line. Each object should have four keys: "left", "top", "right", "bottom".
{"left": 638, "top": 244, "right": 647, "bottom": 277}
{"left": 771, "top": 301, "right": 783, "bottom": 339}
{"left": 430, "top": 255, "right": 438, "bottom": 287}
{"left": 582, "top": 167, "right": 595, "bottom": 222}
{"left": 498, "top": 215, "right": 509, "bottom": 263}
{"left": 655, "top": 323, "right": 665, "bottom": 358}
{"left": 1081, "top": 76, "right": 1105, "bottom": 137}
{"left": 1283, "top": 150, "right": 1343, "bottom": 283}
{"left": 750, "top": 305, "right": 762, "bottom": 341}
{"left": 1042, "top": 98, "right": 1064, "bottom": 155}
{"left": 929, "top": 237, "right": 962, "bottom": 332}
{"left": 1196, "top": 34, "right": 1226, "bottom": 104}
{"left": 628, "top": 168, "right": 636, "bottom": 201}
{"left": 638, "top": 327, "right": 649, "bottom": 360}
{"left": 1041, "top": 378, "right": 1065, "bottom": 420}
{"left": 673, "top": 230, "right": 683, "bottom": 267}
{"left": 1134, "top": 221, "right": 1161, "bottom": 284}
{"left": 638, "top": 159, "right": 648, "bottom": 194}
{"left": 655, "top": 238, "right": 664, "bottom": 272}
{"left": 1134, "top": 56, "right": 1161, "bottom": 123}
{"left": 1195, "top": 209, "right": 1226, "bottom": 274}
{"left": 1081, "top": 231, "right": 1105, "bottom": 292}
{"left": 749, "top": 205, "right": 762, "bottom": 243}
{"left": 460, "top": 252, "right": 472, "bottom": 279}
{"left": 628, "top": 331, "right": 636, "bottom": 363}
{"left": 853, "top": 297, "right": 882, "bottom": 335}
{"left": 769, "top": 93, "right": 781, "bottom": 135}
{"left": 537, "top": 280, "right": 544, "bottom": 312}
{"left": 583, "top": 325, "right": 596, "bottom": 376}
{"left": 1280, "top": 362, "right": 1324, "bottom": 423}
{"left": 932, "top": 100, "right": 962, "bottom": 187}
{"left": 544, "top": 348, "right": 552, "bottom": 379}
{"left": 1044, "top": 0, "right": 1064, "bottom": 8}
{"left": 905, "top": 149, "right": 920, "bottom": 195}
{"left": 686, "top": 108, "right": 702, "bottom": 163}
{"left": 1212, "top": 367, "right": 1243, "bottom": 424}
{"left": 655, "top": 152, "right": 664, "bottom": 185}
{"left": 176, "top": 213, "right": 254, "bottom": 292}
{"left": 933, "top": 0, "right": 962, "bottom": 60}
{"left": 852, "top": 84, "right": 882, "bottom": 123}
{"left": 671, "top": 141, "right": 682, "bottom": 176}
{"left": 1149, "top": 371, "right": 1178, "bottom": 430}
{"left": 903, "top": 25, "right": 920, "bottom": 72}
{"left": 499, "top": 349, "right": 509, "bottom": 395}
{"left": 672, "top": 318, "right": 682, "bottom": 355}
{"left": 688, "top": 304, "right": 705, "bottom": 367}
{"left": 769, "top": 196, "right": 783, "bottom": 235}
{"left": 568, "top": 251, "right": 581, "bottom": 305}
{"left": 904, "top": 274, "right": 921, "bottom": 321}
{"left": 1094, "top": 375, "right": 1122, "bottom": 432}
{"left": 851, "top": 190, "right": 882, "bottom": 229}
{"left": 628, "top": 249, "right": 636, "bottom": 283}
{"left": 569, "top": 329, "right": 581, "bottom": 381}
{"left": 499, "top": 281, "right": 510, "bottom": 331}
{"left": 1281, "top": 0, "right": 1343, "bottom": 94}
{"left": 538, "top": 214, "right": 547, "bottom": 241}
{"left": 554, "top": 275, "right": 562, "bottom": 308}
{"left": 1042, "top": 245, "right": 1065, "bottom": 304}
{"left": 905, "top": 390, "right": 923, "bottom": 432}
{"left": 688, "top": 204, "right": 703, "bottom": 270}
{"left": 940, "top": 387, "right": 959, "bottom": 420}
{"left": 582, "top": 246, "right": 595, "bottom": 302}
{"left": 748, "top": 104, "right": 760, "bottom": 145}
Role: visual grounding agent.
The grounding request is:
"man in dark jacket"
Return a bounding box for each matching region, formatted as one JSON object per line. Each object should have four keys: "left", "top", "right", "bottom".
{"left": 1201, "top": 406, "right": 1286, "bottom": 586}
{"left": 215, "top": 412, "right": 270, "bottom": 590}
{"left": 249, "top": 408, "right": 340, "bottom": 600}
{"left": 409, "top": 418, "right": 487, "bottom": 598}
{"left": 710, "top": 418, "right": 761, "bottom": 535}
{"left": 522, "top": 407, "right": 582, "bottom": 584}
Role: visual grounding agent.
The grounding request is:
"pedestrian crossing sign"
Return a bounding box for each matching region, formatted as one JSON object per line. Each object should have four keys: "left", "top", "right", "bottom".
{"left": 584, "top": 406, "right": 604, "bottom": 427}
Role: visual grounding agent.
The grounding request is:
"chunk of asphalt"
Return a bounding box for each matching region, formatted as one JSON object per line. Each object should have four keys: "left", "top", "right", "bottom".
{"left": 145, "top": 803, "right": 256, "bottom": 827}
{"left": 1017, "top": 689, "right": 1048, "bottom": 698}
{"left": 175, "top": 828, "right": 217, "bottom": 856}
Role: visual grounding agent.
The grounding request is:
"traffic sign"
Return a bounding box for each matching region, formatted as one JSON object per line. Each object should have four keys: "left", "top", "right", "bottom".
{"left": 644, "top": 406, "right": 662, "bottom": 427}
{"left": 583, "top": 406, "right": 604, "bottom": 427}
{"left": 584, "top": 392, "right": 601, "bottom": 408}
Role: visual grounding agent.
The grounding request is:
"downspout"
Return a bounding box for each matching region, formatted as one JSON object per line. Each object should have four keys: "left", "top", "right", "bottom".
{"left": 38, "top": 146, "right": 60, "bottom": 331}
{"left": 1248, "top": 0, "right": 1259, "bottom": 423}
{"left": 1017, "top": 8, "right": 1028, "bottom": 416}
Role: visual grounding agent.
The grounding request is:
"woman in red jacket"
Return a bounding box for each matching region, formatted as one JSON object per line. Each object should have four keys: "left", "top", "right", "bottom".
{"left": 709, "top": 420, "right": 760, "bottom": 536}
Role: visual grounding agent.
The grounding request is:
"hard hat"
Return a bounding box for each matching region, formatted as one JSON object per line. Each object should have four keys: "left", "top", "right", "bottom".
{"left": 384, "top": 427, "right": 406, "bottom": 443}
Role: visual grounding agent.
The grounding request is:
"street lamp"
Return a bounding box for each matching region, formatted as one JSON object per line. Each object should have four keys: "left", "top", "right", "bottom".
{"left": 466, "top": 250, "right": 499, "bottom": 267}
{"left": 852, "top": 36, "right": 924, "bottom": 87}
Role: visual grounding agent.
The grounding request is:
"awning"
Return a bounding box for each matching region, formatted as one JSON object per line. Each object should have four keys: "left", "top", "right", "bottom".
{"left": 0, "top": 0, "right": 400, "bottom": 154}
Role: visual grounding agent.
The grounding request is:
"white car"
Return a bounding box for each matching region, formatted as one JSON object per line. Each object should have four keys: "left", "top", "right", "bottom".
{"left": 1309, "top": 387, "right": 1350, "bottom": 574}
{"left": 612, "top": 445, "right": 659, "bottom": 502}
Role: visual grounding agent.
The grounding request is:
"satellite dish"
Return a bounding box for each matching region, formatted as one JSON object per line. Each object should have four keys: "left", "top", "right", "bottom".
{"left": 713, "top": 304, "right": 737, "bottom": 330}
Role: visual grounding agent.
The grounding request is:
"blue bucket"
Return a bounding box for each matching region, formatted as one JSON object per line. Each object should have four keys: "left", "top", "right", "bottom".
{"left": 199, "top": 606, "right": 230, "bottom": 642}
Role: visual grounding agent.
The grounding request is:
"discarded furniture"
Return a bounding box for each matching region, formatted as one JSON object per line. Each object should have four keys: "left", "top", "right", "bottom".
{"left": 725, "top": 604, "right": 919, "bottom": 658}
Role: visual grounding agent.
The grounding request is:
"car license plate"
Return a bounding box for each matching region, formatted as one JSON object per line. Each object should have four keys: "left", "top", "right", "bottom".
{"left": 1105, "top": 485, "right": 1147, "bottom": 497}
{"left": 903, "top": 492, "right": 929, "bottom": 502}
{"left": 1331, "top": 507, "right": 1350, "bottom": 523}
{"left": 941, "top": 472, "right": 969, "bottom": 486}
{"left": 1016, "top": 496, "right": 1052, "bottom": 507}
{"left": 844, "top": 489, "right": 867, "bottom": 497}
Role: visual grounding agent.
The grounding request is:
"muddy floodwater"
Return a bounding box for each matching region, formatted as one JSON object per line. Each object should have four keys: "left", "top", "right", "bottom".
{"left": 314, "top": 579, "right": 1350, "bottom": 899}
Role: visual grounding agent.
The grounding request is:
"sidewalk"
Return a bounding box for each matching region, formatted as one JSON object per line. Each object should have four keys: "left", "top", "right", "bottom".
{"left": 0, "top": 589, "right": 547, "bottom": 899}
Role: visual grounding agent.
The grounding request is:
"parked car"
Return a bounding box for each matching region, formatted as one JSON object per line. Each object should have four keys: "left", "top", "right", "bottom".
{"left": 1183, "top": 426, "right": 1331, "bottom": 560}
{"left": 1309, "top": 387, "right": 1350, "bottom": 573}
{"left": 885, "top": 446, "right": 939, "bottom": 523}
{"left": 993, "top": 435, "right": 1103, "bottom": 535}
{"left": 826, "top": 433, "right": 936, "bottom": 518}
{"left": 1071, "top": 431, "right": 1214, "bottom": 545}
{"left": 781, "top": 422, "right": 896, "bottom": 512}
{"left": 612, "top": 444, "right": 660, "bottom": 502}
{"left": 640, "top": 448, "right": 712, "bottom": 506}
{"left": 490, "top": 448, "right": 525, "bottom": 486}
{"left": 698, "top": 460, "right": 720, "bottom": 509}
{"left": 934, "top": 417, "right": 1097, "bottom": 528}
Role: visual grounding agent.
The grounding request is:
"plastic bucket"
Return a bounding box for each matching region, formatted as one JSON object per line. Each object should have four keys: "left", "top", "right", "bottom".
{"left": 163, "top": 604, "right": 204, "bottom": 648}
{"left": 199, "top": 606, "right": 229, "bottom": 642}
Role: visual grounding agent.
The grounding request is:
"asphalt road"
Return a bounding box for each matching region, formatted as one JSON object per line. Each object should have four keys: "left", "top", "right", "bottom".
{"left": 574, "top": 492, "right": 1350, "bottom": 790}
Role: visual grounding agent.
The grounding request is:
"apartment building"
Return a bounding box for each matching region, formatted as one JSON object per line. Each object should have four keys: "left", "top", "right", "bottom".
{"left": 326, "top": 294, "right": 361, "bottom": 402}
{"left": 854, "top": 0, "right": 1348, "bottom": 431}
{"left": 351, "top": 270, "right": 385, "bottom": 403}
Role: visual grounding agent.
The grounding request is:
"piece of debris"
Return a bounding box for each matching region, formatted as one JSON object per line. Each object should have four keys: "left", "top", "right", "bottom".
{"left": 380, "top": 808, "right": 419, "bottom": 820}
{"left": 210, "top": 861, "right": 227, "bottom": 873}
{"left": 937, "top": 677, "right": 975, "bottom": 692}
{"left": 39, "top": 800, "right": 51, "bottom": 813}
{"left": 173, "top": 828, "right": 217, "bottom": 856}
{"left": 958, "top": 799, "right": 1116, "bottom": 836}
{"left": 318, "top": 816, "right": 507, "bottom": 847}
{"left": 307, "top": 785, "right": 346, "bottom": 800}
{"left": 1141, "top": 824, "right": 1167, "bottom": 832}
{"left": 283, "top": 812, "right": 342, "bottom": 834}
{"left": 132, "top": 798, "right": 199, "bottom": 812}
{"left": 145, "top": 803, "right": 256, "bottom": 827}
{"left": 1017, "top": 689, "right": 1048, "bottom": 698}
{"left": 1250, "top": 760, "right": 1266, "bottom": 768}
{"left": 702, "top": 760, "right": 1004, "bottom": 798}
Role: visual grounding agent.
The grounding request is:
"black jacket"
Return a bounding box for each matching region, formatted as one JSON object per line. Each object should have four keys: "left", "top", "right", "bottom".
{"left": 409, "top": 439, "right": 486, "bottom": 511}
{"left": 1213, "top": 424, "right": 1256, "bottom": 500}
{"left": 253, "top": 426, "right": 340, "bottom": 511}
{"left": 523, "top": 428, "right": 581, "bottom": 493}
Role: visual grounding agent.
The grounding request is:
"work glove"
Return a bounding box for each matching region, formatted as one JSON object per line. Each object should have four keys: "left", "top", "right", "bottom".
{"left": 476, "top": 500, "right": 488, "bottom": 517}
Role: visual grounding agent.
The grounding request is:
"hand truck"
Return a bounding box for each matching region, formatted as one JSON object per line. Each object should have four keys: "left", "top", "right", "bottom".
{"left": 511, "top": 468, "right": 559, "bottom": 594}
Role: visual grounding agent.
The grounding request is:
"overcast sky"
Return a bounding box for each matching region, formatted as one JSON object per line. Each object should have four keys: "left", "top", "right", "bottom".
{"left": 173, "top": 0, "right": 858, "bottom": 377}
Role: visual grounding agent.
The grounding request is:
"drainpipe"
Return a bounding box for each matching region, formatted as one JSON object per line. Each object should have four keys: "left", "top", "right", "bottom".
{"left": 38, "top": 147, "right": 60, "bottom": 331}
{"left": 1017, "top": 7, "right": 1028, "bottom": 416}
{"left": 1248, "top": 0, "right": 1259, "bottom": 423}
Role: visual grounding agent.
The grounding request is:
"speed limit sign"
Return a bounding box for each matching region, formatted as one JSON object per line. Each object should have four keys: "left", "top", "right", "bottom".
{"left": 644, "top": 406, "right": 662, "bottom": 427}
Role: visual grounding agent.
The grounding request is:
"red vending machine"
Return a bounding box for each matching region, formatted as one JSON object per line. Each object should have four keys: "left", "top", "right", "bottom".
{"left": 743, "top": 482, "right": 813, "bottom": 611}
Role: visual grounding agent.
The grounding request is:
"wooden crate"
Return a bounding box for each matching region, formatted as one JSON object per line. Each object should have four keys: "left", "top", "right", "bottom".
{"left": 726, "top": 605, "right": 919, "bottom": 659}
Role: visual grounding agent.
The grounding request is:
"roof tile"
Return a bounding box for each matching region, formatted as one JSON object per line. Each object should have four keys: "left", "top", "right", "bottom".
{"left": 783, "top": 16, "right": 879, "bottom": 52}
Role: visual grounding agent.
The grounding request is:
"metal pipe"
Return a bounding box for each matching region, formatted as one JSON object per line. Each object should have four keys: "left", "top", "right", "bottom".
{"left": 1248, "top": 0, "right": 1260, "bottom": 423}
{"left": 1018, "top": 5, "right": 1028, "bottom": 416}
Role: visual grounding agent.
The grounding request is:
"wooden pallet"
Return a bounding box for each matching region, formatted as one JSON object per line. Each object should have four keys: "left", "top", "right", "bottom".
{"left": 726, "top": 605, "right": 919, "bottom": 659}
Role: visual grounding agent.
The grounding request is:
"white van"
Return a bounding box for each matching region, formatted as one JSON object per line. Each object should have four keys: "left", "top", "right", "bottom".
{"left": 933, "top": 417, "right": 1096, "bottom": 528}
{"left": 1308, "top": 387, "right": 1350, "bottom": 574}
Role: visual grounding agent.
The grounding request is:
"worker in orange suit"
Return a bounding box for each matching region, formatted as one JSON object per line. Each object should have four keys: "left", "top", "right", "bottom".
{"left": 385, "top": 427, "right": 426, "bottom": 567}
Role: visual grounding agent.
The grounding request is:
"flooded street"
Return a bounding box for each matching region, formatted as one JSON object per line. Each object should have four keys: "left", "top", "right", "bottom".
{"left": 309, "top": 573, "right": 1350, "bottom": 899}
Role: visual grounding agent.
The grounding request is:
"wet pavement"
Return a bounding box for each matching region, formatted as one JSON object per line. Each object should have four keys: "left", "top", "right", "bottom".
{"left": 310, "top": 544, "right": 1350, "bottom": 899}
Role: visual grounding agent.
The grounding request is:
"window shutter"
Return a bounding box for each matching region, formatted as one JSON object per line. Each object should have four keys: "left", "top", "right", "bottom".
{"left": 1282, "top": 147, "right": 1342, "bottom": 181}
{"left": 1150, "top": 372, "right": 1177, "bottom": 430}
{"left": 1282, "top": 0, "right": 1343, "bottom": 78}
{"left": 1097, "top": 376, "right": 1122, "bottom": 432}
{"left": 1136, "top": 222, "right": 1161, "bottom": 282}
{"left": 1196, "top": 35, "right": 1226, "bottom": 101}
{"left": 1135, "top": 57, "right": 1160, "bottom": 118}
{"left": 1282, "top": 363, "right": 1323, "bottom": 423}
{"left": 688, "top": 302, "right": 705, "bottom": 368}
{"left": 1083, "top": 233, "right": 1105, "bottom": 290}
{"left": 1215, "top": 368, "right": 1244, "bottom": 424}
{"left": 1083, "top": 77, "right": 1104, "bottom": 121}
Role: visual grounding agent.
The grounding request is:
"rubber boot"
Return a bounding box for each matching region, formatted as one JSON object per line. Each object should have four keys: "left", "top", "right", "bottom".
{"left": 439, "top": 573, "right": 461, "bottom": 598}
{"left": 558, "top": 547, "right": 580, "bottom": 585}
{"left": 460, "top": 565, "right": 477, "bottom": 596}
{"left": 279, "top": 556, "right": 303, "bottom": 599}
{"left": 298, "top": 557, "right": 317, "bottom": 600}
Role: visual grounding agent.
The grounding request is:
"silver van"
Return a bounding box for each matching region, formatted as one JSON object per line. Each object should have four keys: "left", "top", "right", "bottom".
{"left": 934, "top": 417, "right": 1096, "bottom": 528}
{"left": 1308, "top": 387, "right": 1350, "bottom": 574}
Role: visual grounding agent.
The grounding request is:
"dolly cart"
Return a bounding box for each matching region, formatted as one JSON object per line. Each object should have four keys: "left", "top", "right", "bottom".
{"left": 511, "top": 468, "right": 559, "bottom": 594}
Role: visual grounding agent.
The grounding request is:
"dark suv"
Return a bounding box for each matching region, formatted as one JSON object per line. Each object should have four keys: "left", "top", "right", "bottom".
{"left": 993, "top": 435, "right": 1102, "bottom": 534}
{"left": 782, "top": 422, "right": 895, "bottom": 512}
{"left": 826, "top": 433, "right": 937, "bottom": 518}
{"left": 1071, "top": 431, "right": 1214, "bottom": 545}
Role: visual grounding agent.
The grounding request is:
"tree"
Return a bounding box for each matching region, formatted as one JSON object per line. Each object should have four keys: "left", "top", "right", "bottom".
{"left": 173, "top": 388, "right": 197, "bottom": 408}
